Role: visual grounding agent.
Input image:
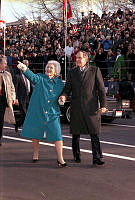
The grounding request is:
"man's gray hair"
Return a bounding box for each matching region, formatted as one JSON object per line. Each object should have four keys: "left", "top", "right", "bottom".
{"left": 46, "top": 60, "right": 61, "bottom": 76}
{"left": 0, "top": 55, "right": 7, "bottom": 64}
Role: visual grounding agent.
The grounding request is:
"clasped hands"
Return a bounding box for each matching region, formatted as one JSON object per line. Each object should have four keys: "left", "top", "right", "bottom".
{"left": 100, "top": 107, "right": 107, "bottom": 113}
{"left": 59, "top": 96, "right": 66, "bottom": 105}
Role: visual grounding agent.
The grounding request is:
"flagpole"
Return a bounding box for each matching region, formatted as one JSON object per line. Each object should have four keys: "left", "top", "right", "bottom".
{"left": 64, "top": 0, "right": 67, "bottom": 81}
{"left": 3, "top": 24, "right": 5, "bottom": 56}
{"left": 63, "top": 0, "right": 65, "bottom": 27}
{"left": 0, "top": 20, "right": 6, "bottom": 56}
{"left": 0, "top": 0, "right": 1, "bottom": 19}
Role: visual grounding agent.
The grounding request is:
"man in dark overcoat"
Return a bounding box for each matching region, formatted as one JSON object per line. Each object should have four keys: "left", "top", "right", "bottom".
{"left": 14, "top": 60, "right": 33, "bottom": 132}
{"left": 59, "top": 50, "right": 107, "bottom": 165}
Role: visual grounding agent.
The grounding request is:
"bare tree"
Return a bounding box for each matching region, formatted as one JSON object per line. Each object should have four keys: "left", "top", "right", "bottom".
{"left": 8, "top": 0, "right": 135, "bottom": 23}
{"left": 29, "top": 0, "right": 81, "bottom": 23}
{"left": 94, "top": 0, "right": 135, "bottom": 12}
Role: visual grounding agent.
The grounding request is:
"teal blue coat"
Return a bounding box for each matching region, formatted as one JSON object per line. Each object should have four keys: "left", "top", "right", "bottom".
{"left": 20, "top": 69, "right": 64, "bottom": 141}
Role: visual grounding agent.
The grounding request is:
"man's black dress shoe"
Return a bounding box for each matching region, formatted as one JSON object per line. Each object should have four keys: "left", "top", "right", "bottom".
{"left": 15, "top": 125, "right": 19, "bottom": 133}
{"left": 74, "top": 155, "right": 81, "bottom": 163}
{"left": 32, "top": 159, "right": 39, "bottom": 163}
{"left": 93, "top": 158, "right": 104, "bottom": 165}
{"left": 0, "top": 140, "right": 2, "bottom": 146}
{"left": 57, "top": 160, "right": 68, "bottom": 168}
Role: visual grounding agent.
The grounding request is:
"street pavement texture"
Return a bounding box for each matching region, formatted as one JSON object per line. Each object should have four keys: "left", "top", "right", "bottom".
{"left": 0, "top": 116, "right": 135, "bottom": 200}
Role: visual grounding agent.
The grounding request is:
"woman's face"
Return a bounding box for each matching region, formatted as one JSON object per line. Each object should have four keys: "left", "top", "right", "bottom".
{"left": 46, "top": 64, "right": 56, "bottom": 78}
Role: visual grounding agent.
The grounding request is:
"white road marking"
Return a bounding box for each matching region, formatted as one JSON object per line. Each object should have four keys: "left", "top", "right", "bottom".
{"left": 102, "top": 123, "right": 135, "bottom": 128}
{"left": 63, "top": 135, "right": 135, "bottom": 148}
{"left": 3, "top": 135, "right": 135, "bottom": 162}
{"left": 40, "top": 192, "right": 47, "bottom": 200}
{"left": 3, "top": 125, "right": 135, "bottom": 148}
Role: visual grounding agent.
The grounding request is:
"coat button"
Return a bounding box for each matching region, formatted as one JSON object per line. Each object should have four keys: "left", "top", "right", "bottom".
{"left": 50, "top": 90, "right": 52, "bottom": 92}
{"left": 45, "top": 111, "right": 48, "bottom": 114}
{"left": 48, "top": 100, "right": 50, "bottom": 103}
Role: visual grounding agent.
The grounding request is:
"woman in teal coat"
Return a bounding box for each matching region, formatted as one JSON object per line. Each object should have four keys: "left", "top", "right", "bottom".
{"left": 17, "top": 60, "right": 67, "bottom": 167}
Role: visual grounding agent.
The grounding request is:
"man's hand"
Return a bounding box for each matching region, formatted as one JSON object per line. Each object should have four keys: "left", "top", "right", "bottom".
{"left": 15, "top": 99, "right": 19, "bottom": 105}
{"left": 100, "top": 107, "right": 107, "bottom": 113}
{"left": 17, "top": 61, "right": 27, "bottom": 72}
{"left": 59, "top": 96, "right": 66, "bottom": 105}
{"left": 12, "top": 100, "right": 16, "bottom": 105}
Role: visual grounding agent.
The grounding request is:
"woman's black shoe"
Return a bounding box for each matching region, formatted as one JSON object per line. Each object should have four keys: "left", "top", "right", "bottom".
{"left": 57, "top": 160, "right": 68, "bottom": 167}
{"left": 93, "top": 158, "right": 104, "bottom": 165}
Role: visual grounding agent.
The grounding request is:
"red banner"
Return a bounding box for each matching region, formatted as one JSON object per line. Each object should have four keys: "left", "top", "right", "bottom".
{"left": 0, "top": 20, "right": 6, "bottom": 31}
{"left": 63, "top": 0, "right": 72, "bottom": 19}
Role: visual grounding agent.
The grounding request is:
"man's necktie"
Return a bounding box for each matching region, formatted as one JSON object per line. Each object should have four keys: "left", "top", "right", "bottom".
{"left": 24, "top": 76, "right": 29, "bottom": 96}
{"left": 0, "top": 74, "right": 3, "bottom": 96}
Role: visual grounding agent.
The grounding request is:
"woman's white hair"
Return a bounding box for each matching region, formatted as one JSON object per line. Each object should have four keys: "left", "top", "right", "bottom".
{"left": 46, "top": 60, "right": 61, "bottom": 76}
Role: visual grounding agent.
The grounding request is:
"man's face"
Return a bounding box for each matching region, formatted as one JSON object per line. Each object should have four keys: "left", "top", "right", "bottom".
{"left": 68, "top": 41, "right": 72, "bottom": 47}
{"left": 117, "top": 51, "right": 120, "bottom": 55}
{"left": 0, "top": 59, "right": 7, "bottom": 71}
{"left": 108, "top": 50, "right": 112, "bottom": 56}
{"left": 76, "top": 52, "right": 88, "bottom": 68}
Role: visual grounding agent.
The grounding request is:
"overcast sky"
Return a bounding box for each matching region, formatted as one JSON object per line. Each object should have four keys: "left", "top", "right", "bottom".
{"left": 2, "top": 0, "right": 36, "bottom": 23}
{"left": 2, "top": 0, "right": 102, "bottom": 23}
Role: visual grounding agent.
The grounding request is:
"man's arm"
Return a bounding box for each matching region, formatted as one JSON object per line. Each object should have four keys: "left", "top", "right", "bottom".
{"left": 9, "top": 73, "right": 16, "bottom": 103}
{"left": 62, "top": 70, "right": 72, "bottom": 97}
{"left": 96, "top": 67, "right": 107, "bottom": 111}
{"left": 59, "top": 70, "right": 72, "bottom": 103}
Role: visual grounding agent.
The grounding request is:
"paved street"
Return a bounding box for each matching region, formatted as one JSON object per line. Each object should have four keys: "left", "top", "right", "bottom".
{"left": 0, "top": 117, "right": 135, "bottom": 200}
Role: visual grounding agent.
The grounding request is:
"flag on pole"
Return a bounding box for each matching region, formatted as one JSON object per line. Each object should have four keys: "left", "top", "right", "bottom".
{"left": 63, "top": 0, "right": 72, "bottom": 19}
{"left": 0, "top": 20, "right": 6, "bottom": 32}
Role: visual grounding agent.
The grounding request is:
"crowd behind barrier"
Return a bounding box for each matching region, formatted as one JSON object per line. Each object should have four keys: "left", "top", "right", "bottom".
{"left": 6, "top": 60, "right": 135, "bottom": 82}
{"left": 0, "top": 7, "right": 135, "bottom": 81}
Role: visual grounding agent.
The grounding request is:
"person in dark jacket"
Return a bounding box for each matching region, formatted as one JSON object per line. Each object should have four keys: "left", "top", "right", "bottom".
{"left": 59, "top": 50, "right": 107, "bottom": 165}
{"left": 14, "top": 60, "right": 33, "bottom": 132}
{"left": 118, "top": 76, "right": 134, "bottom": 118}
{"left": 119, "top": 76, "right": 134, "bottom": 100}
{"left": 105, "top": 48, "right": 116, "bottom": 78}
{"left": 94, "top": 48, "right": 107, "bottom": 78}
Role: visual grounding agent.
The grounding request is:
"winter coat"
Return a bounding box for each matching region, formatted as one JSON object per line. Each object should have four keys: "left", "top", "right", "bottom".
{"left": 20, "top": 69, "right": 64, "bottom": 141}
{"left": 62, "top": 65, "right": 106, "bottom": 135}
{"left": 3, "top": 71, "right": 16, "bottom": 124}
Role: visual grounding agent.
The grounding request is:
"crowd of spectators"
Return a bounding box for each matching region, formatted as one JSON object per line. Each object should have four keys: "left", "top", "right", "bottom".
{"left": 0, "top": 7, "right": 135, "bottom": 81}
